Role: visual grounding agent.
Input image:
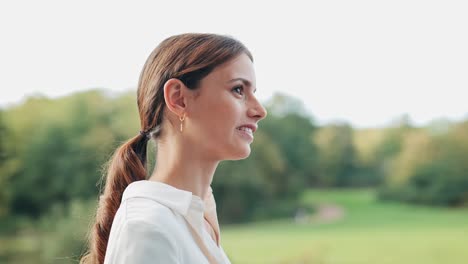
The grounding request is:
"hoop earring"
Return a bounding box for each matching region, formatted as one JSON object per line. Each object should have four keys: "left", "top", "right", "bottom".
{"left": 179, "top": 113, "right": 186, "bottom": 132}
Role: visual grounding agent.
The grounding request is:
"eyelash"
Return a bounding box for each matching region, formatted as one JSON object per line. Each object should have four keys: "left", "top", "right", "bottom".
{"left": 232, "top": 85, "right": 244, "bottom": 95}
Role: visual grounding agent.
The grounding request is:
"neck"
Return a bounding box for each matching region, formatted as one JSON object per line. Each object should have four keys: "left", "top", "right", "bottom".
{"left": 148, "top": 137, "right": 219, "bottom": 200}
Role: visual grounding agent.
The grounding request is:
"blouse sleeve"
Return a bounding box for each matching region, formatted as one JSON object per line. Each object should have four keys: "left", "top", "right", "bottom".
{"left": 107, "top": 219, "right": 180, "bottom": 264}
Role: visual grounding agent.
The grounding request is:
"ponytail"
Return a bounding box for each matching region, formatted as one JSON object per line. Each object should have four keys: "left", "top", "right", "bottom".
{"left": 80, "top": 133, "right": 149, "bottom": 264}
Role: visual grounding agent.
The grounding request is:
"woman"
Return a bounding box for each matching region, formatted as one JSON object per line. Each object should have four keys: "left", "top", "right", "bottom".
{"left": 80, "top": 33, "right": 267, "bottom": 264}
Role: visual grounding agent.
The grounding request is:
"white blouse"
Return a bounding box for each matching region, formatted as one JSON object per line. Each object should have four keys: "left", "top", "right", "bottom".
{"left": 103, "top": 180, "right": 231, "bottom": 264}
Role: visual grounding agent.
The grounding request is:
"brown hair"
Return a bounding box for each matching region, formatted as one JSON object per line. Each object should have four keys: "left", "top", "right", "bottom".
{"left": 80, "top": 33, "right": 252, "bottom": 264}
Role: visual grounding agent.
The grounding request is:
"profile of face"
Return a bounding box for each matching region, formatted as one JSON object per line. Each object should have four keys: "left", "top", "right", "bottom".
{"left": 182, "top": 53, "right": 267, "bottom": 161}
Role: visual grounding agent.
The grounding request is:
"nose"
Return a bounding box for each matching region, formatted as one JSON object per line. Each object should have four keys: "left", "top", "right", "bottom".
{"left": 248, "top": 97, "right": 268, "bottom": 121}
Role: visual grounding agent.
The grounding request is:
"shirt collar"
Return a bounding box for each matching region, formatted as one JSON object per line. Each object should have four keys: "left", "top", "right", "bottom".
{"left": 121, "top": 180, "right": 205, "bottom": 217}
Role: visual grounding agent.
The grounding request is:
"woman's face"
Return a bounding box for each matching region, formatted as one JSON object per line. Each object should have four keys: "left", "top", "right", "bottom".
{"left": 185, "top": 53, "right": 267, "bottom": 161}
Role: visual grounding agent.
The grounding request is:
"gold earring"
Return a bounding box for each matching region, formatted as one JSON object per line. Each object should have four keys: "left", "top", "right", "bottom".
{"left": 179, "top": 113, "right": 186, "bottom": 132}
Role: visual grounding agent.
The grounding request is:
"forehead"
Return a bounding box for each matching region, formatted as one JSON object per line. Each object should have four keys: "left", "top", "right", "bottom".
{"left": 204, "top": 53, "right": 256, "bottom": 86}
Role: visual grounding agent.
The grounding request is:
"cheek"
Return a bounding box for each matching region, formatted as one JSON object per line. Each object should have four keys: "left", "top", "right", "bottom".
{"left": 196, "top": 97, "right": 239, "bottom": 137}
{"left": 209, "top": 104, "right": 237, "bottom": 133}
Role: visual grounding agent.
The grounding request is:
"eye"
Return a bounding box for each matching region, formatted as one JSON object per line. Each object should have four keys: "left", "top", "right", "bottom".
{"left": 232, "top": 85, "right": 244, "bottom": 95}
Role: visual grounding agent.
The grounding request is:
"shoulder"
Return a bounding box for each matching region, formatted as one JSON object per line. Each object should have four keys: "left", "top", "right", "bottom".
{"left": 105, "top": 200, "right": 182, "bottom": 264}
{"left": 121, "top": 217, "right": 177, "bottom": 246}
{"left": 123, "top": 197, "right": 178, "bottom": 229}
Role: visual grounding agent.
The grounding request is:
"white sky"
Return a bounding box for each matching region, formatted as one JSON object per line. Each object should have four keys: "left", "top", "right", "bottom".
{"left": 0, "top": 0, "right": 467, "bottom": 128}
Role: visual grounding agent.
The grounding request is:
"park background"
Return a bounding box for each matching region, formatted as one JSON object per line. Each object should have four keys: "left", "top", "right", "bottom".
{"left": 1, "top": 1, "right": 467, "bottom": 263}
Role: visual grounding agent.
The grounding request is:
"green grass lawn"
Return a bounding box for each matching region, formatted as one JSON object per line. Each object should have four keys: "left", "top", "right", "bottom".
{"left": 221, "top": 189, "right": 468, "bottom": 264}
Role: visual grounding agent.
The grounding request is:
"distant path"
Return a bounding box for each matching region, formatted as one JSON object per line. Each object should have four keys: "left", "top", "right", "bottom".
{"left": 294, "top": 203, "right": 345, "bottom": 224}
{"left": 312, "top": 203, "right": 345, "bottom": 223}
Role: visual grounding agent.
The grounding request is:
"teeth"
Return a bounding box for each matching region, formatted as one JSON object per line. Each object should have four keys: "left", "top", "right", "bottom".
{"left": 238, "top": 127, "right": 253, "bottom": 134}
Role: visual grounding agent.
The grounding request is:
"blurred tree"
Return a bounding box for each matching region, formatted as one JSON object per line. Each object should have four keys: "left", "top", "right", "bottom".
{"left": 372, "top": 123, "right": 412, "bottom": 185}
{"left": 1, "top": 97, "right": 53, "bottom": 220}
{"left": 385, "top": 129, "right": 432, "bottom": 187}
{"left": 352, "top": 128, "right": 387, "bottom": 186}
{"left": 314, "top": 122, "right": 358, "bottom": 187}
{"left": 11, "top": 123, "right": 71, "bottom": 217}
{"left": 5, "top": 90, "right": 121, "bottom": 218}
{"left": 264, "top": 92, "right": 311, "bottom": 118}
{"left": 379, "top": 120, "right": 468, "bottom": 206}
{"left": 261, "top": 93, "right": 318, "bottom": 192}
{"left": 213, "top": 130, "right": 287, "bottom": 222}
{"left": 0, "top": 110, "right": 6, "bottom": 164}
{"left": 0, "top": 110, "right": 9, "bottom": 217}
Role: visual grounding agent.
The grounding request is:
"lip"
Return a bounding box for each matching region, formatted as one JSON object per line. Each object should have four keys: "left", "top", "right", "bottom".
{"left": 237, "top": 127, "right": 254, "bottom": 142}
{"left": 236, "top": 123, "right": 258, "bottom": 133}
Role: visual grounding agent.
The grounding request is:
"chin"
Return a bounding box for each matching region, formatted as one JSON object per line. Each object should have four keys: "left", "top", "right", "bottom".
{"left": 228, "top": 145, "right": 251, "bottom": 160}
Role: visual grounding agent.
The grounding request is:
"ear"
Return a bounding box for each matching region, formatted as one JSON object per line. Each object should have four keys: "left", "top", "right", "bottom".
{"left": 163, "top": 78, "right": 188, "bottom": 117}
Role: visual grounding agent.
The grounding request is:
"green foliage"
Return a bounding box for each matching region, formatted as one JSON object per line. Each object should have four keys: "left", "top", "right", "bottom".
{"left": 379, "top": 121, "right": 468, "bottom": 206}
{"left": 3, "top": 90, "right": 137, "bottom": 219}
{"left": 37, "top": 199, "right": 96, "bottom": 264}
{"left": 0, "top": 199, "right": 96, "bottom": 264}
{"left": 262, "top": 94, "right": 318, "bottom": 190}
{"left": 372, "top": 125, "right": 409, "bottom": 179}
{"left": 0, "top": 110, "right": 6, "bottom": 163}
{"left": 314, "top": 123, "right": 358, "bottom": 187}
{"left": 0, "top": 110, "right": 9, "bottom": 217}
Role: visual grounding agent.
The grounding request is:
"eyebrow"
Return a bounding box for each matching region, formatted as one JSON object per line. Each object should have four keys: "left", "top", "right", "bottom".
{"left": 227, "top": 78, "right": 257, "bottom": 93}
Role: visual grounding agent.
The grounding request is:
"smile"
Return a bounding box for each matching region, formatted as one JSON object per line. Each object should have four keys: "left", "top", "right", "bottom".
{"left": 236, "top": 126, "right": 254, "bottom": 141}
